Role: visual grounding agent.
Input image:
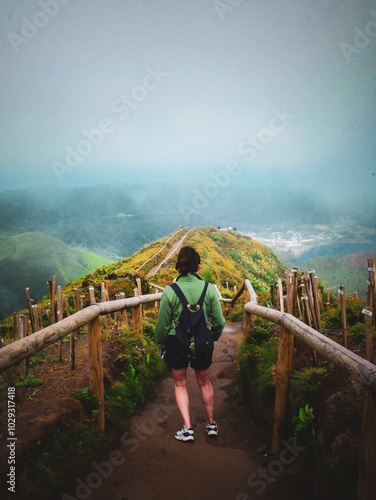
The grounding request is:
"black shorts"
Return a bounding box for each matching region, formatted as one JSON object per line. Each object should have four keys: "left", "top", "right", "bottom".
{"left": 164, "top": 335, "right": 214, "bottom": 371}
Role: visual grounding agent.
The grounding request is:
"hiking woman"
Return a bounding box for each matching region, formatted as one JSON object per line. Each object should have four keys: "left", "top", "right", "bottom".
{"left": 155, "top": 245, "right": 225, "bottom": 442}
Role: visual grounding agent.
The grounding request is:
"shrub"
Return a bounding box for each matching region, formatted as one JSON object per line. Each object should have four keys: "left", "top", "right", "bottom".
{"left": 292, "top": 404, "right": 316, "bottom": 445}
{"left": 19, "top": 421, "right": 104, "bottom": 498}
{"left": 237, "top": 319, "right": 278, "bottom": 408}
{"left": 322, "top": 296, "right": 368, "bottom": 330}
{"left": 228, "top": 304, "right": 243, "bottom": 322}
{"left": 73, "top": 387, "right": 99, "bottom": 417}
{"left": 105, "top": 324, "right": 167, "bottom": 430}
{"left": 22, "top": 374, "right": 44, "bottom": 387}
{"left": 290, "top": 367, "right": 328, "bottom": 408}
{"left": 202, "top": 268, "right": 216, "bottom": 284}
{"left": 208, "top": 231, "right": 225, "bottom": 244}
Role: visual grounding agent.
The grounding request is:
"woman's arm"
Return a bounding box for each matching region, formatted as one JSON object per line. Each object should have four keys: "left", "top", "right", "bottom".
{"left": 154, "top": 291, "right": 173, "bottom": 349}
{"left": 209, "top": 287, "right": 225, "bottom": 341}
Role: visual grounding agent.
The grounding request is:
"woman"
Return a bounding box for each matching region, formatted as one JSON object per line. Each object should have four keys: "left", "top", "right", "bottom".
{"left": 155, "top": 245, "right": 225, "bottom": 442}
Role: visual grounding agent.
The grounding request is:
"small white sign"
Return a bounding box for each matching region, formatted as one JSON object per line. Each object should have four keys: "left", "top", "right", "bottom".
{"left": 338, "top": 289, "right": 344, "bottom": 295}
{"left": 362, "top": 309, "right": 373, "bottom": 317}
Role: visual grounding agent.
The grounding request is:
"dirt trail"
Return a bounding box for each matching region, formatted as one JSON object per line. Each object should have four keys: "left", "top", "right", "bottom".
{"left": 59, "top": 324, "right": 310, "bottom": 500}
{"left": 146, "top": 228, "right": 194, "bottom": 277}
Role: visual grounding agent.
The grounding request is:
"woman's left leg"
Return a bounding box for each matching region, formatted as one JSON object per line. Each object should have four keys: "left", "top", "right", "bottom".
{"left": 171, "top": 367, "right": 191, "bottom": 429}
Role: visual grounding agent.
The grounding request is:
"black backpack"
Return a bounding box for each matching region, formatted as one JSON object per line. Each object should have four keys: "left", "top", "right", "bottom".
{"left": 169, "top": 281, "right": 214, "bottom": 360}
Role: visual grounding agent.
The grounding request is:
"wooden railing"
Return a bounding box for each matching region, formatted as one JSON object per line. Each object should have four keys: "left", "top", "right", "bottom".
{"left": 134, "top": 227, "right": 186, "bottom": 274}
{"left": 241, "top": 278, "right": 376, "bottom": 500}
{"left": 0, "top": 292, "right": 162, "bottom": 431}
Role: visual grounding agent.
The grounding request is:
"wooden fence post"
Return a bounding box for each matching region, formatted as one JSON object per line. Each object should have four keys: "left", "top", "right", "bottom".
{"left": 25, "top": 287, "right": 36, "bottom": 333}
{"left": 12, "top": 313, "right": 17, "bottom": 342}
{"left": 57, "top": 286, "right": 64, "bottom": 361}
{"left": 89, "top": 286, "right": 96, "bottom": 305}
{"left": 326, "top": 287, "right": 331, "bottom": 305}
{"left": 101, "top": 282, "right": 110, "bottom": 329}
{"left": 25, "top": 316, "right": 29, "bottom": 337}
{"left": 120, "top": 292, "right": 128, "bottom": 324}
{"left": 243, "top": 286, "right": 252, "bottom": 338}
{"left": 63, "top": 297, "right": 75, "bottom": 370}
{"left": 310, "top": 271, "right": 322, "bottom": 331}
{"left": 88, "top": 316, "right": 105, "bottom": 432}
{"left": 48, "top": 276, "right": 56, "bottom": 323}
{"left": 296, "top": 294, "right": 302, "bottom": 319}
{"left": 285, "top": 270, "right": 293, "bottom": 314}
{"left": 74, "top": 288, "right": 81, "bottom": 337}
{"left": 133, "top": 284, "right": 143, "bottom": 335}
{"left": 368, "top": 258, "right": 376, "bottom": 325}
{"left": 18, "top": 315, "right": 27, "bottom": 378}
{"left": 358, "top": 387, "right": 376, "bottom": 500}
{"left": 339, "top": 285, "right": 347, "bottom": 348}
{"left": 301, "top": 283, "right": 312, "bottom": 327}
{"left": 277, "top": 278, "right": 284, "bottom": 312}
{"left": 302, "top": 272, "right": 318, "bottom": 330}
{"left": 32, "top": 305, "right": 39, "bottom": 331}
{"left": 272, "top": 324, "right": 294, "bottom": 453}
{"left": 292, "top": 267, "right": 299, "bottom": 317}
{"left": 318, "top": 284, "right": 325, "bottom": 313}
{"left": 364, "top": 306, "right": 373, "bottom": 363}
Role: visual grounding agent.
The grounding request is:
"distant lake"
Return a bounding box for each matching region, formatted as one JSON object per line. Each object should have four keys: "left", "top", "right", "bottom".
{"left": 295, "top": 236, "right": 376, "bottom": 263}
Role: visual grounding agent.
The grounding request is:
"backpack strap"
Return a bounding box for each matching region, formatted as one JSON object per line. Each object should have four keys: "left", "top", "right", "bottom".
{"left": 197, "top": 282, "right": 209, "bottom": 307}
{"left": 169, "top": 281, "right": 209, "bottom": 308}
{"left": 169, "top": 283, "right": 188, "bottom": 306}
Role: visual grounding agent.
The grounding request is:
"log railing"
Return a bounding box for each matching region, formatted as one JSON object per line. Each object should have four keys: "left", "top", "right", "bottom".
{"left": 0, "top": 293, "right": 162, "bottom": 431}
{"left": 242, "top": 278, "right": 376, "bottom": 500}
{"left": 134, "top": 227, "right": 186, "bottom": 274}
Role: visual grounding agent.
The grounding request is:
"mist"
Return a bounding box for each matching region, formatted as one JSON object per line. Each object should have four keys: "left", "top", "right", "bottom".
{"left": 0, "top": 0, "right": 375, "bottom": 200}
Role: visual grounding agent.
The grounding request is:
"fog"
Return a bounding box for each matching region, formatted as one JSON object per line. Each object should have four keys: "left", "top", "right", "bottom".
{"left": 0, "top": 0, "right": 375, "bottom": 209}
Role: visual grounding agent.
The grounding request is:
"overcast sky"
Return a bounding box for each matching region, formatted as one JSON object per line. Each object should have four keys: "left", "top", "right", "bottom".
{"left": 1, "top": 0, "right": 375, "bottom": 196}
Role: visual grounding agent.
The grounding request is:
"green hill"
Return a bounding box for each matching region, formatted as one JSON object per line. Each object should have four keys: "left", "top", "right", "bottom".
{"left": 59, "top": 226, "right": 285, "bottom": 309}
{"left": 0, "top": 231, "right": 113, "bottom": 317}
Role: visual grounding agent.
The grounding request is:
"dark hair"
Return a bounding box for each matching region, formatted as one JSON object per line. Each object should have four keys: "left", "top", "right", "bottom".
{"left": 175, "top": 246, "right": 200, "bottom": 275}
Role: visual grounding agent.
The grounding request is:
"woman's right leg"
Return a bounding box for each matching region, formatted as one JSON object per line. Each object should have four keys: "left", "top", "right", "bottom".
{"left": 195, "top": 368, "right": 214, "bottom": 424}
{"left": 171, "top": 367, "right": 191, "bottom": 429}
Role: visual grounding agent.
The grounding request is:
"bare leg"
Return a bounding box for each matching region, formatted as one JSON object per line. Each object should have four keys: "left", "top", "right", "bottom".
{"left": 195, "top": 368, "right": 215, "bottom": 423}
{"left": 171, "top": 368, "right": 191, "bottom": 429}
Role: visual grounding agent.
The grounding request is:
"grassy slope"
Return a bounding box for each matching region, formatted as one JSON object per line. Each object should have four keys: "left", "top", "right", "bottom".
{"left": 72, "top": 226, "right": 285, "bottom": 296}
{"left": 0, "top": 231, "right": 113, "bottom": 317}
{"left": 296, "top": 248, "right": 376, "bottom": 299}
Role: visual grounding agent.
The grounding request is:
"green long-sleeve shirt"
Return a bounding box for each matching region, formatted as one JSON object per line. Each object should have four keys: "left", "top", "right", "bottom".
{"left": 154, "top": 273, "right": 225, "bottom": 350}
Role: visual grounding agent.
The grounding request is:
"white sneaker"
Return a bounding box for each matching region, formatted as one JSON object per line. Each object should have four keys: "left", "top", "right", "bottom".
{"left": 206, "top": 422, "right": 218, "bottom": 437}
{"left": 175, "top": 427, "right": 194, "bottom": 442}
